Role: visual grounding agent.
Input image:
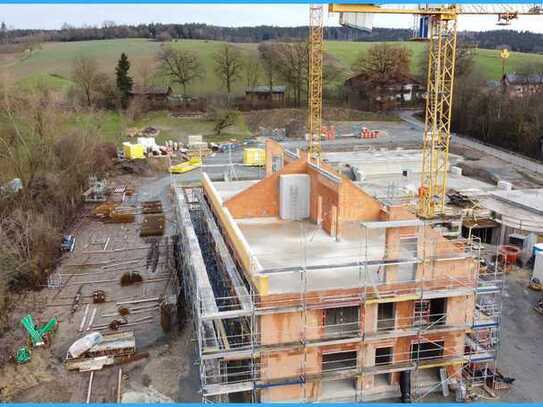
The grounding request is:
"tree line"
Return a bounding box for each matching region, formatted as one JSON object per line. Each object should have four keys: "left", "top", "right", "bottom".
{"left": 452, "top": 68, "right": 543, "bottom": 160}
{"left": 3, "top": 21, "right": 543, "bottom": 53}
{"left": 70, "top": 41, "right": 346, "bottom": 110}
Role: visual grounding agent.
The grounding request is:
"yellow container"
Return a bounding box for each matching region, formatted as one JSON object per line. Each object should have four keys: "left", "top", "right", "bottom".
{"left": 123, "top": 142, "right": 145, "bottom": 160}
{"left": 243, "top": 148, "right": 265, "bottom": 167}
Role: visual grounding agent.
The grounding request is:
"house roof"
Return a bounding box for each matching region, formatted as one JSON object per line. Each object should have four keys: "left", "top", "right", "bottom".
{"left": 246, "top": 85, "right": 287, "bottom": 94}
{"left": 344, "top": 73, "right": 420, "bottom": 88}
{"left": 129, "top": 86, "right": 172, "bottom": 96}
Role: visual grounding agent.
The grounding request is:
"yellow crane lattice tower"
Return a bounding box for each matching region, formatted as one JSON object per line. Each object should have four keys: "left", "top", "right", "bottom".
{"left": 308, "top": 4, "right": 324, "bottom": 161}
{"left": 419, "top": 12, "right": 457, "bottom": 218}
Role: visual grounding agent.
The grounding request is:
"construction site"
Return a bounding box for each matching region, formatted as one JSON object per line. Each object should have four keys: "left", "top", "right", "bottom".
{"left": 170, "top": 3, "right": 543, "bottom": 403}
{"left": 3, "top": 2, "right": 543, "bottom": 404}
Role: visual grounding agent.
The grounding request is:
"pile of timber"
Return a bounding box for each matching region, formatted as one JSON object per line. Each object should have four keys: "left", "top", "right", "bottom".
{"left": 65, "top": 331, "right": 144, "bottom": 372}
{"left": 140, "top": 214, "right": 165, "bottom": 237}
{"left": 142, "top": 200, "right": 163, "bottom": 214}
{"left": 140, "top": 200, "right": 165, "bottom": 237}
{"left": 93, "top": 202, "right": 136, "bottom": 223}
{"left": 110, "top": 206, "right": 136, "bottom": 223}
{"left": 93, "top": 202, "right": 118, "bottom": 219}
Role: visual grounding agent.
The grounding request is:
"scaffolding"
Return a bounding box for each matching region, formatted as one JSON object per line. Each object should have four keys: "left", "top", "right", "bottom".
{"left": 173, "top": 184, "right": 504, "bottom": 402}
{"left": 462, "top": 239, "right": 506, "bottom": 393}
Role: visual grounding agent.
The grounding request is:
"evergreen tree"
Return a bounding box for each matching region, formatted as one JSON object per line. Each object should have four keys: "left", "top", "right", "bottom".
{"left": 115, "top": 53, "right": 133, "bottom": 108}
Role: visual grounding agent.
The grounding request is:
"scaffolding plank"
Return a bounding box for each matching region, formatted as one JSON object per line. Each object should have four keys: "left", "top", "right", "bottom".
{"left": 203, "top": 382, "right": 253, "bottom": 396}
{"left": 361, "top": 219, "right": 424, "bottom": 229}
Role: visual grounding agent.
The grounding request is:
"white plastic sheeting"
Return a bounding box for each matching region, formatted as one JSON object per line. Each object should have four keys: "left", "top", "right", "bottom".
{"left": 68, "top": 332, "right": 103, "bottom": 358}
{"left": 279, "top": 174, "right": 310, "bottom": 220}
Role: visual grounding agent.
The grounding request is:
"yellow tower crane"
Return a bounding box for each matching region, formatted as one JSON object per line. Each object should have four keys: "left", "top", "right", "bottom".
{"left": 308, "top": 4, "right": 325, "bottom": 161}
{"left": 327, "top": 3, "right": 542, "bottom": 218}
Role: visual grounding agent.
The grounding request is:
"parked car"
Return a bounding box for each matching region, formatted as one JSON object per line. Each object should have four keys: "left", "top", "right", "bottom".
{"left": 219, "top": 143, "right": 241, "bottom": 153}
{"left": 61, "top": 235, "right": 76, "bottom": 253}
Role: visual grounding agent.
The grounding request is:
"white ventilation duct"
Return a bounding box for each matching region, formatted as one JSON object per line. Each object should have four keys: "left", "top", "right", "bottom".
{"left": 279, "top": 174, "right": 311, "bottom": 220}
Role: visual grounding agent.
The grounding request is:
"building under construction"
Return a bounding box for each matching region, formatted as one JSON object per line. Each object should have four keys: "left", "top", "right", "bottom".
{"left": 173, "top": 140, "right": 505, "bottom": 402}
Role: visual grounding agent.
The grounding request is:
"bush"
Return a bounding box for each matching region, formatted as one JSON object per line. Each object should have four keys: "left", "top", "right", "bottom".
{"left": 0, "top": 83, "right": 113, "bottom": 330}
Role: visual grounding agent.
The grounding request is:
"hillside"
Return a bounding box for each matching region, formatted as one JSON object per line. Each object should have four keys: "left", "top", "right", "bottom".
{"left": 2, "top": 38, "right": 543, "bottom": 96}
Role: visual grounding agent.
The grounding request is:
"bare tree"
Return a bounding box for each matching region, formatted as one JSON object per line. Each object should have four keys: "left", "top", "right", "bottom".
{"left": 418, "top": 41, "right": 475, "bottom": 84}
{"left": 271, "top": 42, "right": 307, "bottom": 106}
{"left": 258, "top": 41, "right": 343, "bottom": 106}
{"left": 352, "top": 43, "right": 412, "bottom": 86}
{"left": 158, "top": 31, "right": 172, "bottom": 42}
{"left": 244, "top": 56, "right": 261, "bottom": 90}
{"left": 135, "top": 57, "right": 157, "bottom": 86}
{"left": 213, "top": 44, "right": 243, "bottom": 95}
{"left": 71, "top": 55, "right": 107, "bottom": 107}
{"left": 158, "top": 45, "right": 203, "bottom": 96}
{"left": 258, "top": 43, "right": 277, "bottom": 97}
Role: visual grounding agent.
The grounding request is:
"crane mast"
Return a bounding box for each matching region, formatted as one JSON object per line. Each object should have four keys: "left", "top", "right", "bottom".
{"left": 419, "top": 13, "right": 457, "bottom": 218}
{"left": 308, "top": 4, "right": 324, "bottom": 161}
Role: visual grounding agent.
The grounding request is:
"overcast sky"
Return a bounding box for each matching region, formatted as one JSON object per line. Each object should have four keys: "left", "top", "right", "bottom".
{"left": 1, "top": 4, "right": 543, "bottom": 33}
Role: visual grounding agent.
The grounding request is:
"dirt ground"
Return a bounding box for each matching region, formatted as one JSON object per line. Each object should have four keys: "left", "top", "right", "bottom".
{"left": 0, "top": 171, "right": 199, "bottom": 403}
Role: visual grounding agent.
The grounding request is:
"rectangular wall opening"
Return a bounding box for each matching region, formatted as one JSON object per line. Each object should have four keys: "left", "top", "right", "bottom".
{"left": 322, "top": 351, "right": 357, "bottom": 372}
{"left": 374, "top": 346, "right": 394, "bottom": 386}
{"left": 377, "top": 302, "right": 395, "bottom": 331}
{"left": 429, "top": 298, "right": 447, "bottom": 326}
{"left": 321, "top": 351, "right": 358, "bottom": 399}
{"left": 461, "top": 225, "right": 495, "bottom": 244}
{"left": 414, "top": 299, "right": 447, "bottom": 327}
{"left": 397, "top": 236, "right": 418, "bottom": 282}
{"left": 324, "top": 306, "right": 359, "bottom": 338}
{"left": 410, "top": 341, "right": 444, "bottom": 362}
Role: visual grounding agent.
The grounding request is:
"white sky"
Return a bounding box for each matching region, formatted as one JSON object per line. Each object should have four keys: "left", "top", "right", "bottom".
{"left": 1, "top": 4, "right": 543, "bottom": 33}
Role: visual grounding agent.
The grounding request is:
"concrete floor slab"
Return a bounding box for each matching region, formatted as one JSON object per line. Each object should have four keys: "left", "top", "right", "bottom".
{"left": 323, "top": 149, "right": 463, "bottom": 178}
{"left": 235, "top": 218, "right": 419, "bottom": 294}
{"left": 356, "top": 173, "right": 495, "bottom": 205}
{"left": 491, "top": 189, "right": 543, "bottom": 216}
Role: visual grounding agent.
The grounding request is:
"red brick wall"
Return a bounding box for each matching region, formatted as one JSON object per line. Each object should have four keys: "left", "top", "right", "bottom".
{"left": 225, "top": 158, "right": 307, "bottom": 218}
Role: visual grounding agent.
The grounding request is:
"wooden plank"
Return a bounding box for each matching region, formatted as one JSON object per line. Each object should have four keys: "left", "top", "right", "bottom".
{"left": 79, "top": 304, "right": 90, "bottom": 333}
{"left": 117, "top": 368, "right": 123, "bottom": 403}
{"left": 116, "top": 297, "right": 160, "bottom": 306}
{"left": 86, "top": 371, "right": 94, "bottom": 403}
{"left": 86, "top": 307, "right": 97, "bottom": 331}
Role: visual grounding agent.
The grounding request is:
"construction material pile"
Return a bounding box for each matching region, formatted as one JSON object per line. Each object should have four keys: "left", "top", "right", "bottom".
{"left": 65, "top": 331, "right": 145, "bottom": 372}
{"left": 140, "top": 200, "right": 165, "bottom": 237}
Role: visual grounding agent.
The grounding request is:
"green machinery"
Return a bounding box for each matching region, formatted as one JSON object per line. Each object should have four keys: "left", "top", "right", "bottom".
{"left": 16, "top": 347, "right": 31, "bottom": 364}
{"left": 21, "top": 314, "right": 57, "bottom": 346}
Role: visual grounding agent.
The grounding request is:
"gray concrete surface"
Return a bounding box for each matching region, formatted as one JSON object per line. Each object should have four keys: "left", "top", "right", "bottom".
{"left": 500, "top": 269, "right": 543, "bottom": 402}
{"left": 170, "top": 150, "right": 264, "bottom": 184}
{"left": 236, "top": 218, "right": 420, "bottom": 294}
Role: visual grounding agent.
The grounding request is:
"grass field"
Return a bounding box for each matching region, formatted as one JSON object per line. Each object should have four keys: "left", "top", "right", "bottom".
{"left": 61, "top": 109, "right": 252, "bottom": 146}
{"left": 2, "top": 38, "right": 543, "bottom": 97}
